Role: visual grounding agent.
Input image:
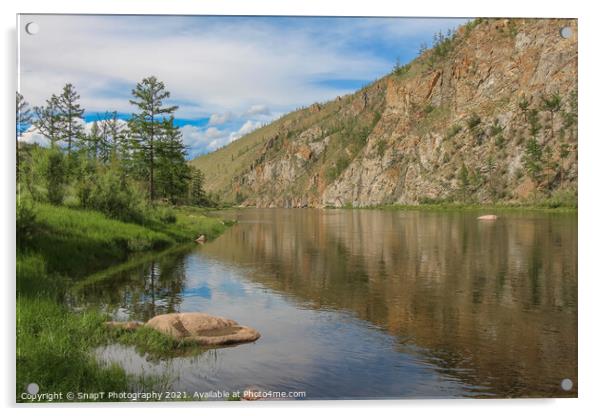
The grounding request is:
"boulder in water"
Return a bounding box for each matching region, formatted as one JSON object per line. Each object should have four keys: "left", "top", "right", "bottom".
{"left": 145, "top": 312, "right": 260, "bottom": 346}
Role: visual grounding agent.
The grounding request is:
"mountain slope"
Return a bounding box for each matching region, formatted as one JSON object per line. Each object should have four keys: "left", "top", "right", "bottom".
{"left": 191, "top": 18, "right": 577, "bottom": 207}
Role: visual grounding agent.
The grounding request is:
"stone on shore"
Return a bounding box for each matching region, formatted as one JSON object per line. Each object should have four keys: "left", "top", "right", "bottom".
{"left": 145, "top": 312, "right": 260, "bottom": 346}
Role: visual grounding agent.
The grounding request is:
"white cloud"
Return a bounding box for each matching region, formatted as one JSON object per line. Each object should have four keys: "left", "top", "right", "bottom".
{"left": 244, "top": 104, "right": 271, "bottom": 116}
{"left": 238, "top": 120, "right": 262, "bottom": 136}
{"left": 19, "top": 126, "right": 49, "bottom": 146}
{"left": 181, "top": 124, "right": 229, "bottom": 157}
{"left": 18, "top": 15, "right": 467, "bottom": 120}
{"left": 17, "top": 15, "right": 468, "bottom": 158}
{"left": 208, "top": 112, "right": 234, "bottom": 126}
{"left": 181, "top": 119, "right": 264, "bottom": 157}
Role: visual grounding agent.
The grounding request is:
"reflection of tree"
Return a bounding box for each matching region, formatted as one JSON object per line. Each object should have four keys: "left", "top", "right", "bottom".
{"left": 73, "top": 248, "right": 189, "bottom": 322}
{"left": 202, "top": 209, "right": 577, "bottom": 397}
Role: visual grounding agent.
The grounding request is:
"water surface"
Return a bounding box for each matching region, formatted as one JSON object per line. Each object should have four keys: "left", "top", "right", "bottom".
{"left": 74, "top": 208, "right": 577, "bottom": 399}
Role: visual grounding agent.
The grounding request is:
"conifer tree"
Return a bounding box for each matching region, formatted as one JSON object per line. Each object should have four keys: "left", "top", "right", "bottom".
{"left": 541, "top": 92, "right": 562, "bottom": 140}
{"left": 34, "top": 95, "right": 63, "bottom": 148}
{"left": 128, "top": 76, "right": 178, "bottom": 202}
{"left": 189, "top": 167, "right": 207, "bottom": 206}
{"left": 56, "top": 83, "right": 85, "bottom": 155}
{"left": 156, "top": 116, "right": 190, "bottom": 203}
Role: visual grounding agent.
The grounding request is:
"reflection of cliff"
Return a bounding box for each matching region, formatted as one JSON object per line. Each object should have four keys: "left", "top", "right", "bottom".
{"left": 201, "top": 209, "right": 577, "bottom": 397}
{"left": 72, "top": 248, "right": 190, "bottom": 322}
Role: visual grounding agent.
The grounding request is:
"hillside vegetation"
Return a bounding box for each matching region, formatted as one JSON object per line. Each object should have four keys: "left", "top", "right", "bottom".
{"left": 191, "top": 18, "right": 577, "bottom": 208}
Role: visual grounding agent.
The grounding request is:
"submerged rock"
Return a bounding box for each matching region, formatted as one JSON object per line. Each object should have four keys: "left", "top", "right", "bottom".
{"left": 477, "top": 214, "right": 498, "bottom": 221}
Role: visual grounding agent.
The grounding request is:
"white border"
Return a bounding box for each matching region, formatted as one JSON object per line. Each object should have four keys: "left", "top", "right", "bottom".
{"left": 2, "top": 1, "right": 601, "bottom": 415}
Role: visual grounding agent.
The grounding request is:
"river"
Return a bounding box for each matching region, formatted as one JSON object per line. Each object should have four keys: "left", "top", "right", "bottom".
{"left": 73, "top": 208, "right": 577, "bottom": 399}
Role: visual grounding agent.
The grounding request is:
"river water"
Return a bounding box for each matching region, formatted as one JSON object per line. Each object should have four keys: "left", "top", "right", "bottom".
{"left": 75, "top": 208, "right": 577, "bottom": 399}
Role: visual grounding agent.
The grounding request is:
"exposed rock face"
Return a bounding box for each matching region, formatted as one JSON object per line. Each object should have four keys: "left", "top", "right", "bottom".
{"left": 192, "top": 18, "right": 577, "bottom": 207}
{"left": 145, "top": 312, "right": 261, "bottom": 346}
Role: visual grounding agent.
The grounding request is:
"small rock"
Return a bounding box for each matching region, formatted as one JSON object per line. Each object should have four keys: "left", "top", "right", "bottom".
{"left": 195, "top": 234, "right": 206, "bottom": 244}
{"left": 477, "top": 214, "right": 498, "bottom": 221}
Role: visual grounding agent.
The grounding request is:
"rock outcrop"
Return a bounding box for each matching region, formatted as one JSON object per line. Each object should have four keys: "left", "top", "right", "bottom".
{"left": 191, "top": 18, "right": 577, "bottom": 207}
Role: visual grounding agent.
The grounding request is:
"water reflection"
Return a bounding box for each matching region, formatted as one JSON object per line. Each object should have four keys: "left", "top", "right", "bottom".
{"left": 73, "top": 247, "right": 190, "bottom": 321}
{"left": 79, "top": 209, "right": 577, "bottom": 398}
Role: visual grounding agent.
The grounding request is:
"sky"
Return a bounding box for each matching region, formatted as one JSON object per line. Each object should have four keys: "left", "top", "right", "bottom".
{"left": 18, "top": 15, "right": 469, "bottom": 159}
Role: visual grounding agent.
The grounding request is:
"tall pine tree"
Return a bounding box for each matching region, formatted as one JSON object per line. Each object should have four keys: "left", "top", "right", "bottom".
{"left": 34, "top": 95, "right": 63, "bottom": 148}
{"left": 56, "top": 83, "right": 85, "bottom": 155}
{"left": 156, "top": 116, "right": 190, "bottom": 204}
{"left": 128, "top": 76, "right": 178, "bottom": 202}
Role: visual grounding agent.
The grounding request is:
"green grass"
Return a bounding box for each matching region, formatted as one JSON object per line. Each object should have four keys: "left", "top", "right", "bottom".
{"left": 16, "top": 297, "right": 174, "bottom": 402}
{"left": 17, "top": 297, "right": 129, "bottom": 401}
{"left": 16, "top": 202, "right": 232, "bottom": 401}
{"left": 330, "top": 188, "right": 577, "bottom": 213}
{"left": 19, "top": 203, "right": 228, "bottom": 279}
{"left": 105, "top": 326, "right": 207, "bottom": 361}
{"left": 355, "top": 200, "right": 577, "bottom": 213}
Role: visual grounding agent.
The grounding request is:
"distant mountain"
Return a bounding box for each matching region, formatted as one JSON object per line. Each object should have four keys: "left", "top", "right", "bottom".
{"left": 190, "top": 18, "right": 577, "bottom": 207}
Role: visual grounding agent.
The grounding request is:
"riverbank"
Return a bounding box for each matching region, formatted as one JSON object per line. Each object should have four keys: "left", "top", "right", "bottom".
{"left": 17, "top": 202, "right": 232, "bottom": 401}
{"left": 330, "top": 195, "right": 576, "bottom": 214}
{"left": 360, "top": 202, "right": 577, "bottom": 213}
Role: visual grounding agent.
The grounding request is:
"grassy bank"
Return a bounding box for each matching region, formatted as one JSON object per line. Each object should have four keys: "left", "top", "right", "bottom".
{"left": 17, "top": 202, "right": 231, "bottom": 401}
{"left": 332, "top": 190, "right": 578, "bottom": 214}
{"left": 361, "top": 202, "right": 577, "bottom": 213}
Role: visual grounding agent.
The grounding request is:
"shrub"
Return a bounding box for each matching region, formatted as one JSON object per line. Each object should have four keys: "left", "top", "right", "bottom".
{"left": 87, "top": 170, "right": 146, "bottom": 223}
{"left": 446, "top": 124, "right": 462, "bottom": 139}
{"left": 155, "top": 206, "right": 177, "bottom": 224}
{"left": 466, "top": 113, "right": 481, "bottom": 130}
{"left": 16, "top": 201, "right": 37, "bottom": 248}
{"left": 45, "top": 149, "right": 68, "bottom": 205}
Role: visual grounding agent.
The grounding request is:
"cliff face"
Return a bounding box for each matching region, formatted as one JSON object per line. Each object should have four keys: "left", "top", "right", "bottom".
{"left": 191, "top": 18, "right": 578, "bottom": 207}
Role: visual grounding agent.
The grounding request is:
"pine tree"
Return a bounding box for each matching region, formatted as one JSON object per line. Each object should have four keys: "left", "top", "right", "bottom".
{"left": 523, "top": 138, "right": 543, "bottom": 186}
{"left": 458, "top": 162, "right": 470, "bottom": 202}
{"left": 56, "top": 83, "right": 85, "bottom": 155}
{"left": 559, "top": 143, "right": 570, "bottom": 187}
{"left": 155, "top": 116, "right": 190, "bottom": 203}
{"left": 128, "top": 76, "right": 178, "bottom": 203}
{"left": 34, "top": 95, "right": 63, "bottom": 148}
{"left": 16, "top": 92, "right": 32, "bottom": 182}
{"left": 541, "top": 92, "right": 562, "bottom": 140}
{"left": 189, "top": 167, "right": 207, "bottom": 206}
{"left": 87, "top": 120, "right": 102, "bottom": 160}
{"left": 105, "top": 111, "right": 127, "bottom": 160}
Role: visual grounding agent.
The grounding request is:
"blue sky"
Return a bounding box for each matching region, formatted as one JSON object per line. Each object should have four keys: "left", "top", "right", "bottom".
{"left": 19, "top": 15, "right": 468, "bottom": 158}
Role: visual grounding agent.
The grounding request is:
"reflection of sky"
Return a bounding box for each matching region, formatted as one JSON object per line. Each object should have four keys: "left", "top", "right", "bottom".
{"left": 98, "top": 246, "right": 473, "bottom": 399}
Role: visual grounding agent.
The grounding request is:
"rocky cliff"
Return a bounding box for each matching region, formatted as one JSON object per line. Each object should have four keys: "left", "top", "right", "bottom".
{"left": 191, "top": 18, "right": 578, "bottom": 207}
